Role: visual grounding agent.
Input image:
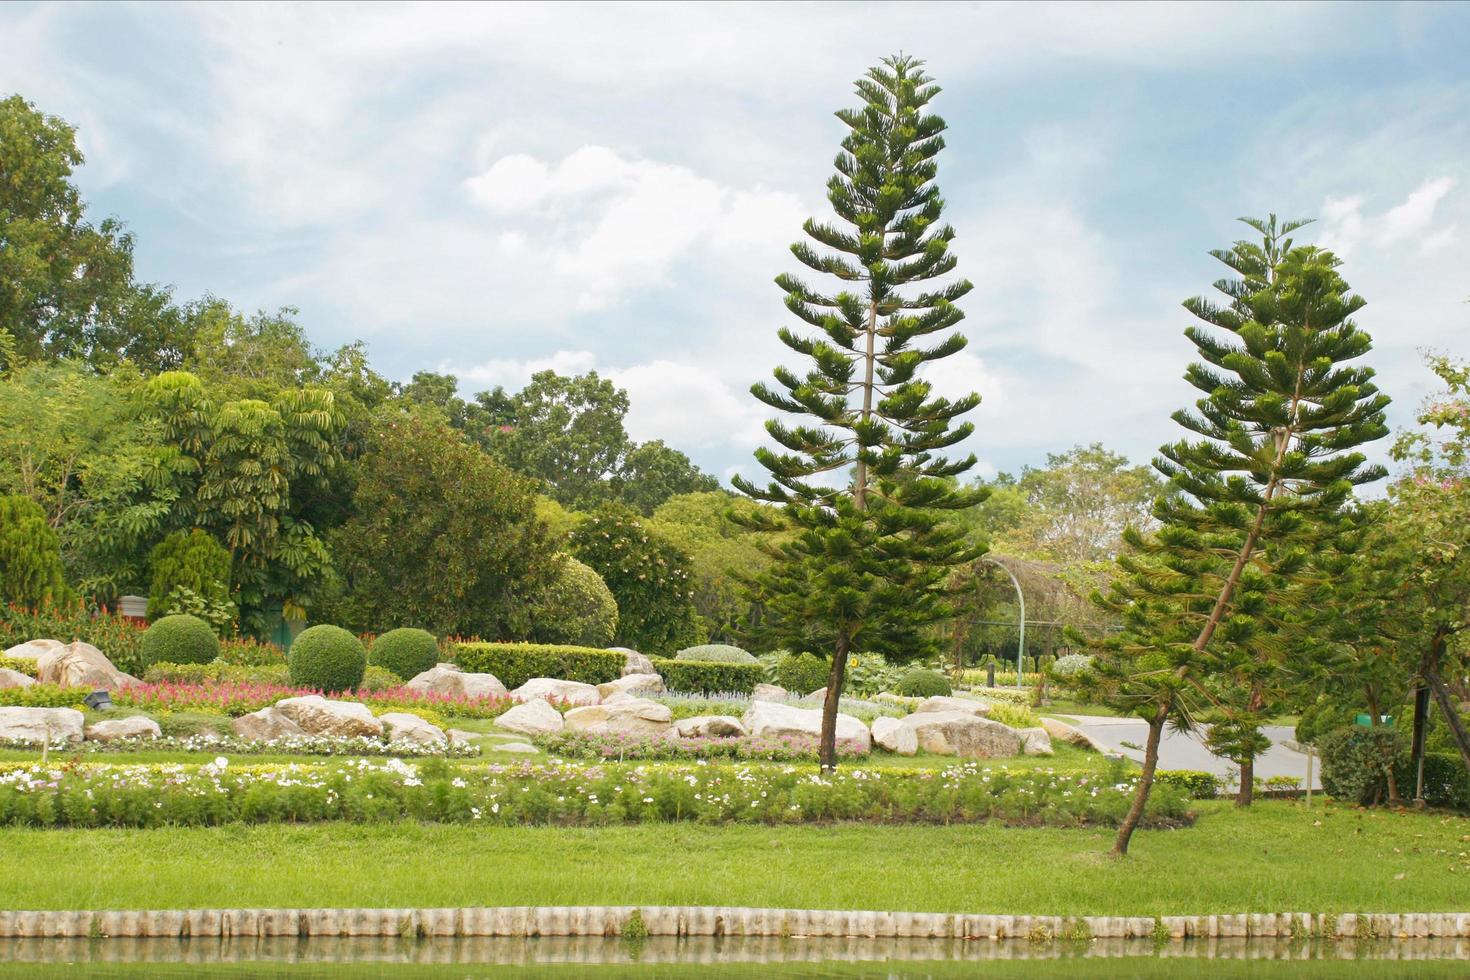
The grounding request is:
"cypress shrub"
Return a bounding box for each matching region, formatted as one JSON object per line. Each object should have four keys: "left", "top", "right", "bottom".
{"left": 0, "top": 495, "right": 68, "bottom": 606}
{"left": 894, "top": 668, "right": 951, "bottom": 698}
{"left": 146, "top": 529, "right": 233, "bottom": 622}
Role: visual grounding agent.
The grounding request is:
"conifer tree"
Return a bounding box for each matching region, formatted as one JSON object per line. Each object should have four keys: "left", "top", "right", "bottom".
{"left": 0, "top": 494, "right": 70, "bottom": 606}
{"left": 1085, "top": 216, "right": 1389, "bottom": 854}
{"left": 734, "top": 54, "right": 985, "bottom": 771}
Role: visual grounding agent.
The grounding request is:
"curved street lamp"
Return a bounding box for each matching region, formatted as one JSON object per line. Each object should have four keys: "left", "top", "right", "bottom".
{"left": 980, "top": 556, "right": 1025, "bottom": 689}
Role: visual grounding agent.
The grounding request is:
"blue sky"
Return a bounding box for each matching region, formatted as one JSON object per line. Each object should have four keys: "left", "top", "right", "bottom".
{"left": 4, "top": 2, "right": 1468, "bottom": 484}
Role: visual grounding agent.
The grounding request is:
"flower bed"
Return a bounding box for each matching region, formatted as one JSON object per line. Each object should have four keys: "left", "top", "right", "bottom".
{"left": 108, "top": 682, "right": 514, "bottom": 719}
{"left": 0, "top": 733, "right": 481, "bottom": 759}
{"left": 542, "top": 729, "right": 871, "bottom": 762}
{"left": 0, "top": 758, "right": 1192, "bottom": 829}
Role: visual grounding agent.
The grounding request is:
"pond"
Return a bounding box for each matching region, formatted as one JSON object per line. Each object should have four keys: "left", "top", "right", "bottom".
{"left": 2, "top": 936, "right": 1469, "bottom": 978}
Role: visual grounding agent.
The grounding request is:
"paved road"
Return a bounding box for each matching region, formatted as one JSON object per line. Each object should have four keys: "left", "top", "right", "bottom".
{"left": 1057, "top": 714, "right": 1320, "bottom": 790}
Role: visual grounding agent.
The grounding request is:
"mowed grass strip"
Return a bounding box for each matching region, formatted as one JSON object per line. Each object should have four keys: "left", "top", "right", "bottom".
{"left": 2, "top": 801, "right": 1466, "bottom": 915}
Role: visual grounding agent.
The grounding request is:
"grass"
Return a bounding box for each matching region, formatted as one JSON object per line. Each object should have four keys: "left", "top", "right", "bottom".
{"left": 2, "top": 800, "right": 1466, "bottom": 914}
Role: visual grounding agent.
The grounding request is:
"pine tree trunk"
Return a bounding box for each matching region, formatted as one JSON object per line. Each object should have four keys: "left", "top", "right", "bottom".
{"left": 1113, "top": 708, "right": 1166, "bottom": 857}
{"left": 819, "top": 631, "right": 852, "bottom": 773}
{"left": 1237, "top": 756, "right": 1254, "bottom": 807}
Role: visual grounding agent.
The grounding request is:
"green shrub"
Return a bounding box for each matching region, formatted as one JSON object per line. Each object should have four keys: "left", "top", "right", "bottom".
{"left": 139, "top": 614, "right": 219, "bottom": 668}
{"left": 774, "top": 652, "right": 829, "bottom": 692}
{"left": 358, "top": 665, "right": 403, "bottom": 692}
{"left": 675, "top": 643, "right": 755, "bottom": 664}
{"left": 217, "top": 637, "right": 286, "bottom": 667}
{"left": 654, "top": 658, "right": 763, "bottom": 695}
{"left": 146, "top": 529, "right": 234, "bottom": 624}
{"left": 1319, "top": 726, "right": 1405, "bottom": 805}
{"left": 0, "top": 655, "right": 39, "bottom": 676}
{"left": 454, "top": 642, "right": 625, "bottom": 690}
{"left": 525, "top": 555, "right": 619, "bottom": 648}
{"left": 894, "top": 668, "right": 951, "bottom": 698}
{"left": 0, "top": 683, "right": 87, "bottom": 709}
{"left": 369, "top": 628, "right": 440, "bottom": 680}
{"left": 0, "top": 495, "right": 68, "bottom": 606}
{"left": 143, "top": 660, "right": 291, "bottom": 686}
{"left": 1153, "top": 769, "right": 1220, "bottom": 800}
{"left": 1395, "top": 752, "right": 1470, "bottom": 812}
{"left": 1048, "top": 653, "right": 1093, "bottom": 680}
{"left": 288, "top": 625, "right": 367, "bottom": 693}
{"left": 987, "top": 703, "right": 1041, "bottom": 729}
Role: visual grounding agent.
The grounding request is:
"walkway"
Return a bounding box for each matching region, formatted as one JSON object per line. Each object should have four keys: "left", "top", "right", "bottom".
{"left": 1057, "top": 714, "right": 1319, "bottom": 790}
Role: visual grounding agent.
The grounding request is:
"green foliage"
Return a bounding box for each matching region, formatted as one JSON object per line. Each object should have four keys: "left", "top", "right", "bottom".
{"left": 453, "top": 642, "right": 625, "bottom": 690}
{"left": 0, "top": 495, "right": 69, "bottom": 606}
{"left": 524, "top": 555, "right": 618, "bottom": 648}
{"left": 287, "top": 624, "right": 366, "bottom": 693}
{"left": 774, "top": 652, "right": 830, "bottom": 693}
{"left": 143, "top": 660, "right": 291, "bottom": 685}
{"left": 0, "top": 602, "right": 145, "bottom": 675}
{"left": 1396, "top": 753, "right": 1470, "bottom": 812}
{"left": 647, "top": 491, "right": 775, "bottom": 642}
{"left": 139, "top": 614, "right": 219, "bottom": 668}
{"left": 331, "top": 409, "right": 556, "bottom": 639}
{"left": 987, "top": 703, "right": 1041, "bottom": 729}
{"left": 894, "top": 668, "right": 952, "bottom": 698}
{"left": 653, "top": 658, "right": 763, "bottom": 695}
{"left": 158, "top": 586, "right": 237, "bottom": 636}
{"left": 612, "top": 440, "right": 720, "bottom": 516}
{"left": 570, "top": 505, "right": 703, "bottom": 657}
{"left": 358, "top": 665, "right": 402, "bottom": 693}
{"left": 146, "top": 529, "right": 232, "bottom": 623}
{"left": 216, "top": 636, "right": 286, "bottom": 667}
{"left": 369, "top": 628, "right": 440, "bottom": 681}
{"left": 1152, "top": 770, "right": 1221, "bottom": 800}
{"left": 0, "top": 683, "right": 86, "bottom": 708}
{"left": 674, "top": 643, "right": 755, "bottom": 664}
{"left": 0, "top": 656, "right": 38, "bottom": 676}
{"left": 1049, "top": 654, "right": 1094, "bottom": 680}
{"left": 1319, "top": 726, "right": 1406, "bottom": 805}
{"left": 843, "top": 654, "right": 907, "bottom": 698}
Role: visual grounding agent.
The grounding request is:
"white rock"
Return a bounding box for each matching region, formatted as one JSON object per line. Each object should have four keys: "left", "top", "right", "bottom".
{"left": 597, "top": 673, "right": 665, "bottom": 699}
{"left": 36, "top": 641, "right": 139, "bottom": 690}
{"left": 564, "top": 697, "right": 673, "bottom": 736}
{"left": 673, "top": 715, "right": 747, "bottom": 738}
{"left": 231, "top": 707, "right": 306, "bottom": 741}
{"left": 870, "top": 716, "right": 918, "bottom": 755}
{"left": 488, "top": 741, "right": 539, "bottom": 754}
{"left": 904, "top": 710, "right": 1022, "bottom": 758}
{"left": 610, "top": 647, "right": 657, "bottom": 677}
{"left": 1041, "top": 716, "right": 1095, "bottom": 748}
{"left": 1018, "top": 726, "right": 1054, "bottom": 756}
{"left": 914, "top": 696, "right": 992, "bottom": 716}
{"left": 0, "top": 668, "right": 35, "bottom": 689}
{"left": 751, "top": 683, "right": 787, "bottom": 701}
{"left": 445, "top": 728, "right": 483, "bottom": 746}
{"left": 274, "top": 695, "right": 383, "bottom": 737}
{"left": 380, "top": 712, "right": 447, "bottom": 745}
{"left": 3, "top": 639, "right": 62, "bottom": 662}
{"left": 741, "top": 700, "right": 872, "bottom": 752}
{"left": 0, "top": 707, "right": 84, "bottom": 745}
{"left": 513, "top": 677, "right": 601, "bottom": 706}
{"left": 404, "top": 663, "right": 507, "bottom": 699}
{"left": 85, "top": 716, "right": 161, "bottom": 742}
{"left": 495, "top": 698, "right": 564, "bottom": 737}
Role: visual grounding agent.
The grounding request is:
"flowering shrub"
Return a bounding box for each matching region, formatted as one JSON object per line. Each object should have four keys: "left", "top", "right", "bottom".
{"left": 0, "top": 601, "right": 145, "bottom": 673}
{"left": 542, "top": 729, "right": 871, "bottom": 762}
{"left": 110, "top": 682, "right": 514, "bottom": 719}
{"left": 0, "top": 733, "right": 479, "bottom": 759}
{"left": 0, "top": 758, "right": 1192, "bottom": 829}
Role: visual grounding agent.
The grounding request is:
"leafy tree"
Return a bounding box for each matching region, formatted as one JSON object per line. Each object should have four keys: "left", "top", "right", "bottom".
{"left": 570, "top": 504, "right": 703, "bottom": 657}
{"left": 1084, "top": 216, "right": 1389, "bottom": 854}
{"left": 330, "top": 408, "right": 556, "bottom": 638}
{"left": 524, "top": 554, "right": 619, "bottom": 648}
{"left": 648, "top": 491, "right": 774, "bottom": 643}
{"left": 733, "top": 55, "right": 985, "bottom": 769}
{"left": 0, "top": 494, "right": 69, "bottom": 605}
{"left": 614, "top": 439, "right": 720, "bottom": 515}
{"left": 146, "top": 528, "right": 233, "bottom": 624}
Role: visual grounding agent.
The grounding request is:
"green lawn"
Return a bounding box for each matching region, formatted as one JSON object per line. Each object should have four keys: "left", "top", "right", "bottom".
{"left": 3, "top": 800, "right": 1466, "bottom": 915}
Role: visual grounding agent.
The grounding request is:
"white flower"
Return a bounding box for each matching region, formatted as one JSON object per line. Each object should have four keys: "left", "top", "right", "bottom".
{"left": 214, "top": 757, "right": 229, "bottom": 769}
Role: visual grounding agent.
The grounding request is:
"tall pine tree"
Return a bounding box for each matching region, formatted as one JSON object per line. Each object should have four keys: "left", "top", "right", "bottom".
{"left": 734, "top": 54, "right": 984, "bottom": 771}
{"left": 1085, "top": 216, "right": 1389, "bottom": 854}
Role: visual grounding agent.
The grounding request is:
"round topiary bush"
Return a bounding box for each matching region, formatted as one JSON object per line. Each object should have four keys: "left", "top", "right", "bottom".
{"left": 1049, "top": 653, "right": 1093, "bottom": 680}
{"left": 288, "top": 625, "right": 367, "bottom": 693}
{"left": 140, "top": 614, "right": 219, "bottom": 667}
{"left": 369, "top": 627, "right": 440, "bottom": 680}
{"left": 527, "top": 555, "right": 619, "bottom": 648}
{"left": 893, "top": 667, "right": 951, "bottom": 698}
{"left": 775, "top": 652, "right": 830, "bottom": 692}
{"left": 674, "top": 643, "right": 755, "bottom": 664}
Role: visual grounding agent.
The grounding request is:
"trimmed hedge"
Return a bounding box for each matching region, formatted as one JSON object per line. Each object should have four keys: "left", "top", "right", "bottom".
{"left": 369, "top": 628, "right": 440, "bottom": 680}
{"left": 654, "top": 658, "right": 762, "bottom": 695}
{"left": 0, "top": 684, "right": 87, "bottom": 709}
{"left": 139, "top": 614, "right": 219, "bottom": 668}
{"left": 674, "top": 644, "right": 756, "bottom": 664}
{"left": 454, "top": 642, "right": 625, "bottom": 690}
{"left": 288, "top": 625, "right": 367, "bottom": 693}
{"left": 894, "top": 668, "right": 951, "bottom": 698}
{"left": 1154, "top": 769, "right": 1221, "bottom": 800}
{"left": 1397, "top": 752, "right": 1470, "bottom": 812}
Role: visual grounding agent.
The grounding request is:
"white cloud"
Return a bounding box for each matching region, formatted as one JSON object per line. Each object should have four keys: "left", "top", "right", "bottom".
{"left": 1319, "top": 177, "right": 1458, "bottom": 257}
{"left": 1378, "top": 176, "right": 1456, "bottom": 245}
{"left": 449, "top": 350, "right": 598, "bottom": 390}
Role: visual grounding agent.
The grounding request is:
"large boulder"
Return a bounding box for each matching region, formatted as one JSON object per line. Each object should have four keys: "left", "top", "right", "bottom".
{"left": 380, "top": 712, "right": 447, "bottom": 745}
{"left": 565, "top": 697, "right": 672, "bottom": 736}
{"left": 0, "top": 668, "right": 35, "bottom": 689}
{"left": 85, "top": 716, "right": 161, "bottom": 742}
{"left": 1041, "top": 716, "right": 1095, "bottom": 749}
{"left": 674, "top": 715, "right": 746, "bottom": 738}
{"left": 488, "top": 741, "right": 539, "bottom": 754}
{"left": 751, "top": 683, "right": 787, "bottom": 701}
{"left": 3, "top": 639, "right": 62, "bottom": 662}
{"left": 0, "top": 707, "right": 84, "bottom": 745}
{"left": 741, "top": 700, "right": 872, "bottom": 752}
{"left": 870, "top": 716, "right": 918, "bottom": 755}
{"left": 404, "top": 663, "right": 507, "bottom": 699}
{"left": 904, "top": 710, "right": 1021, "bottom": 758}
{"left": 914, "top": 696, "right": 991, "bottom": 717}
{"left": 597, "top": 673, "right": 665, "bottom": 700}
{"left": 232, "top": 706, "right": 306, "bottom": 741}
{"left": 1018, "top": 726, "right": 1054, "bottom": 757}
{"left": 513, "top": 677, "right": 601, "bottom": 706}
{"left": 35, "top": 641, "right": 139, "bottom": 690}
{"left": 495, "top": 698, "right": 564, "bottom": 737}
{"left": 274, "top": 695, "right": 383, "bottom": 738}
{"left": 610, "top": 647, "right": 657, "bottom": 677}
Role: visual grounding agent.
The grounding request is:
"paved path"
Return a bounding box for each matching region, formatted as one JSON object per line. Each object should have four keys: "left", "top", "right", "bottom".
{"left": 1056, "top": 714, "right": 1319, "bottom": 790}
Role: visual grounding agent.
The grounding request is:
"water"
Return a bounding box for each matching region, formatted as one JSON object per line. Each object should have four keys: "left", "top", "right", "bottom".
{"left": 1, "top": 936, "right": 1468, "bottom": 977}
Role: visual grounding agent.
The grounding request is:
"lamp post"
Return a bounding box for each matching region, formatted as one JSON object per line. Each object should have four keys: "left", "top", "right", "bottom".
{"left": 981, "top": 557, "right": 1025, "bottom": 689}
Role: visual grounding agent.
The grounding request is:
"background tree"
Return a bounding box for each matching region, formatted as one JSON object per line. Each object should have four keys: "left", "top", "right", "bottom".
{"left": 0, "top": 494, "right": 69, "bottom": 605}
{"left": 1085, "top": 217, "right": 1389, "bottom": 854}
{"left": 488, "top": 371, "right": 631, "bottom": 509}
{"left": 648, "top": 490, "right": 775, "bottom": 642}
{"left": 146, "top": 528, "right": 233, "bottom": 624}
{"left": 522, "top": 554, "right": 619, "bottom": 648}
{"left": 329, "top": 408, "right": 556, "bottom": 638}
{"left": 734, "top": 54, "right": 985, "bottom": 770}
{"left": 571, "top": 505, "right": 703, "bottom": 656}
{"left": 614, "top": 440, "right": 720, "bottom": 515}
